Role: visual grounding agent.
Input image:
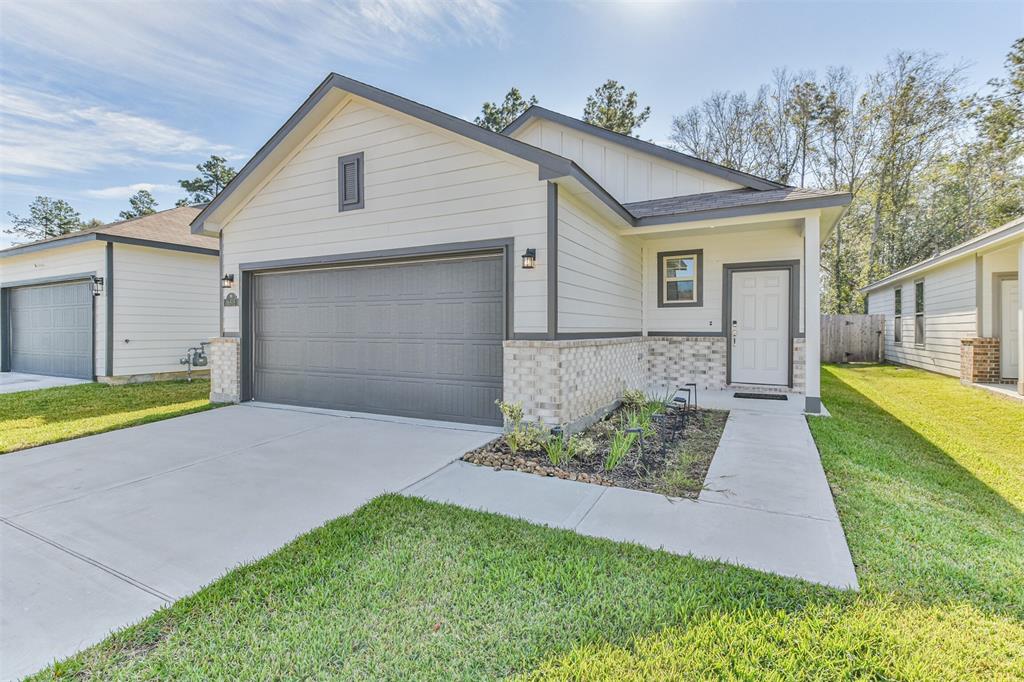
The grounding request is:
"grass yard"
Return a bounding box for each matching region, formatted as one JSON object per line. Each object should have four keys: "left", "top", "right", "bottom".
{"left": 29, "top": 365, "right": 1024, "bottom": 680}
{"left": 1, "top": 380, "right": 214, "bottom": 454}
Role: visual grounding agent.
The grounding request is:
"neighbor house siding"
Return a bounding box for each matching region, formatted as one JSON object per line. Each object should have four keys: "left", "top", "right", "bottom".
{"left": 557, "top": 192, "right": 642, "bottom": 333}
{"left": 110, "top": 244, "right": 219, "bottom": 376}
{"left": 643, "top": 225, "right": 806, "bottom": 334}
{"left": 509, "top": 119, "right": 742, "bottom": 204}
{"left": 221, "top": 97, "right": 549, "bottom": 335}
{"left": 868, "top": 257, "right": 977, "bottom": 376}
{"left": 0, "top": 242, "right": 108, "bottom": 376}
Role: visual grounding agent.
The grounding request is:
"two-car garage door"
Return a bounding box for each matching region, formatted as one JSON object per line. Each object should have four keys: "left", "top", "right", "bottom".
{"left": 252, "top": 254, "right": 504, "bottom": 426}
{"left": 7, "top": 281, "right": 93, "bottom": 379}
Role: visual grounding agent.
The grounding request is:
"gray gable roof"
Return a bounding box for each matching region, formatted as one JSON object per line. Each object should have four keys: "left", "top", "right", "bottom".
{"left": 625, "top": 188, "right": 851, "bottom": 226}
{"left": 502, "top": 106, "right": 786, "bottom": 192}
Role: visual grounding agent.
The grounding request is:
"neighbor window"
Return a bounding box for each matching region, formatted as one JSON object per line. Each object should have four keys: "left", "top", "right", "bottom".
{"left": 658, "top": 250, "right": 703, "bottom": 307}
{"left": 893, "top": 287, "right": 902, "bottom": 344}
{"left": 914, "top": 280, "right": 925, "bottom": 346}
{"left": 338, "top": 152, "right": 365, "bottom": 212}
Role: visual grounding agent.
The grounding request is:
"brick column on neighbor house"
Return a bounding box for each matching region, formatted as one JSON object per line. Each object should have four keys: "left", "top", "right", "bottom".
{"left": 960, "top": 337, "right": 1001, "bottom": 385}
{"left": 209, "top": 337, "right": 240, "bottom": 403}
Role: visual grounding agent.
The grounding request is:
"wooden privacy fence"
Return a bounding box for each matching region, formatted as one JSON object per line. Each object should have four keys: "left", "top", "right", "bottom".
{"left": 820, "top": 314, "right": 885, "bottom": 363}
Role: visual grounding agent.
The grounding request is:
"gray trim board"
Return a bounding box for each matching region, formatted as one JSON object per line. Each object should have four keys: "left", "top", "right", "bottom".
{"left": 975, "top": 255, "right": 984, "bottom": 336}
{"left": 105, "top": 242, "right": 114, "bottom": 377}
{"left": 656, "top": 249, "right": 704, "bottom": 308}
{"left": 503, "top": 106, "right": 786, "bottom": 191}
{"left": 219, "top": 232, "right": 225, "bottom": 337}
{"left": 0, "top": 272, "right": 97, "bottom": 289}
{"left": 240, "top": 270, "right": 254, "bottom": 401}
{"left": 0, "top": 233, "right": 218, "bottom": 259}
{"left": 722, "top": 260, "right": 800, "bottom": 388}
{"left": 0, "top": 288, "right": 9, "bottom": 372}
{"left": 547, "top": 181, "right": 558, "bottom": 339}
{"left": 646, "top": 331, "right": 726, "bottom": 337}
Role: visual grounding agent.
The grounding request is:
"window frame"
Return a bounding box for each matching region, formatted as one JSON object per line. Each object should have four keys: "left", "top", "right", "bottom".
{"left": 657, "top": 249, "right": 703, "bottom": 308}
{"left": 338, "top": 152, "right": 365, "bottom": 212}
{"left": 914, "top": 279, "right": 925, "bottom": 347}
{"left": 893, "top": 286, "right": 902, "bottom": 345}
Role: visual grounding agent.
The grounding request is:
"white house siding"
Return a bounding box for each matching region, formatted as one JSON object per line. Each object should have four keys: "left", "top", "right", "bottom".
{"left": 867, "top": 257, "right": 977, "bottom": 376}
{"left": 509, "top": 119, "right": 741, "bottom": 204}
{"left": 643, "top": 225, "right": 806, "bottom": 335}
{"left": 0, "top": 242, "right": 108, "bottom": 376}
{"left": 221, "top": 97, "right": 549, "bottom": 335}
{"left": 557, "top": 192, "right": 642, "bottom": 333}
{"left": 980, "top": 243, "right": 1019, "bottom": 337}
{"left": 110, "top": 244, "right": 219, "bottom": 376}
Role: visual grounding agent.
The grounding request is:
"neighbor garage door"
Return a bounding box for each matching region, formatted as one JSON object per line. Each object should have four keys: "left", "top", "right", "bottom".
{"left": 252, "top": 254, "right": 504, "bottom": 425}
{"left": 8, "top": 280, "right": 93, "bottom": 379}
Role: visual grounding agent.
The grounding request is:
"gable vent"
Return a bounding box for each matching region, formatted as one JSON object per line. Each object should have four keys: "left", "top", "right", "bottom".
{"left": 338, "top": 152, "right": 365, "bottom": 212}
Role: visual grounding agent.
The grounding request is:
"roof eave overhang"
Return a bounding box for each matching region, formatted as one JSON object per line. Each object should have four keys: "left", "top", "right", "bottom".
{"left": 0, "top": 232, "right": 217, "bottom": 259}
{"left": 626, "top": 193, "right": 851, "bottom": 234}
{"left": 861, "top": 220, "right": 1024, "bottom": 293}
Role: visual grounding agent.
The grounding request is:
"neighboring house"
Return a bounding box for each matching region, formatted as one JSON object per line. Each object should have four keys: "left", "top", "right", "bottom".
{"left": 0, "top": 206, "right": 220, "bottom": 383}
{"left": 863, "top": 216, "right": 1023, "bottom": 395}
{"left": 195, "top": 74, "right": 851, "bottom": 427}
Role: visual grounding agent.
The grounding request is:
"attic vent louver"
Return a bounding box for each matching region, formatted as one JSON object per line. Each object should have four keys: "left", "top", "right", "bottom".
{"left": 338, "top": 152, "right": 365, "bottom": 212}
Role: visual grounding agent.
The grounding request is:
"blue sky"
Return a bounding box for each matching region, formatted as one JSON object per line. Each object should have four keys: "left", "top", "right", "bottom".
{"left": 1, "top": 0, "right": 1021, "bottom": 248}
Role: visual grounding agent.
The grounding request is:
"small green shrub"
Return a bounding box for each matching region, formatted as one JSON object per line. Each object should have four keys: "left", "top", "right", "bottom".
{"left": 569, "top": 434, "right": 598, "bottom": 460}
{"left": 621, "top": 389, "right": 647, "bottom": 411}
{"left": 622, "top": 409, "right": 655, "bottom": 438}
{"left": 543, "top": 432, "right": 569, "bottom": 466}
{"left": 604, "top": 430, "right": 637, "bottom": 471}
{"left": 496, "top": 400, "right": 545, "bottom": 454}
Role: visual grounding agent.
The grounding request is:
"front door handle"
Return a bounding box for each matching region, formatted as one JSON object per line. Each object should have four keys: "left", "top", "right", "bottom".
{"left": 731, "top": 320, "right": 737, "bottom": 346}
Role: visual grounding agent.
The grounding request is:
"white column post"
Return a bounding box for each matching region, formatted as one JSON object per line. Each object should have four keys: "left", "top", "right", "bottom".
{"left": 1017, "top": 241, "right": 1023, "bottom": 395}
{"left": 804, "top": 213, "right": 822, "bottom": 413}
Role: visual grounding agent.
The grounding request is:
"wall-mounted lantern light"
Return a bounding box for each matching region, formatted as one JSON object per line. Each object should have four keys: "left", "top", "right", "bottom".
{"left": 91, "top": 276, "right": 104, "bottom": 296}
{"left": 521, "top": 248, "right": 537, "bottom": 270}
{"left": 222, "top": 273, "right": 235, "bottom": 288}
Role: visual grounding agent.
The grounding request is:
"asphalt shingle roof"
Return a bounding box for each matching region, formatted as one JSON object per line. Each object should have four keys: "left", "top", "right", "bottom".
{"left": 623, "top": 187, "right": 849, "bottom": 220}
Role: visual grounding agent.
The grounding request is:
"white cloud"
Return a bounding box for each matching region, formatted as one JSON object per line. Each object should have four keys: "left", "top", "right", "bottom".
{"left": 0, "top": 85, "right": 232, "bottom": 177}
{"left": 1, "top": 0, "right": 510, "bottom": 108}
{"left": 82, "top": 183, "right": 178, "bottom": 200}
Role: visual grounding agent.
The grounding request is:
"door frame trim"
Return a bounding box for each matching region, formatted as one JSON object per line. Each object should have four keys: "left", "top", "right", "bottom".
{"left": 1, "top": 273, "right": 98, "bottom": 379}
{"left": 722, "top": 259, "right": 800, "bottom": 387}
{"left": 237, "top": 238, "right": 515, "bottom": 403}
{"left": 993, "top": 271, "right": 1019, "bottom": 379}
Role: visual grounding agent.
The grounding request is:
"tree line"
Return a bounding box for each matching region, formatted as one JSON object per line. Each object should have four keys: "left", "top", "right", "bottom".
{"left": 5, "top": 155, "right": 238, "bottom": 242}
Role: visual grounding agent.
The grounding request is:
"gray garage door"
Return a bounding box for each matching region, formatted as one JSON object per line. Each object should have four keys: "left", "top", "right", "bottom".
{"left": 8, "top": 281, "right": 93, "bottom": 379}
{"left": 253, "top": 254, "right": 504, "bottom": 425}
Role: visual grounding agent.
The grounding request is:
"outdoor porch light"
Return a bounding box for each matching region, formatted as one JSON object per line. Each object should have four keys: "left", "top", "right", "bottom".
{"left": 90, "top": 276, "right": 104, "bottom": 296}
{"left": 521, "top": 248, "right": 537, "bottom": 270}
{"left": 222, "top": 273, "right": 235, "bottom": 288}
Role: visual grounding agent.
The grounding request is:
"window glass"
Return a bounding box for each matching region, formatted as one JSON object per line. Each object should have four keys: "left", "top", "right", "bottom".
{"left": 662, "top": 253, "right": 698, "bottom": 304}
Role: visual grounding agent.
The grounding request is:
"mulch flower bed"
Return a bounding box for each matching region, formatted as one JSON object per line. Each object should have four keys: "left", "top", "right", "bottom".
{"left": 463, "top": 402, "right": 729, "bottom": 497}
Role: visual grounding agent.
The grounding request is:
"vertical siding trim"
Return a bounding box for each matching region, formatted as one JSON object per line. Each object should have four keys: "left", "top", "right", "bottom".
{"left": 105, "top": 242, "right": 114, "bottom": 377}
{"left": 547, "top": 181, "right": 558, "bottom": 340}
{"left": 219, "top": 231, "right": 225, "bottom": 337}
{"left": 0, "top": 288, "right": 10, "bottom": 372}
{"left": 975, "top": 255, "right": 984, "bottom": 336}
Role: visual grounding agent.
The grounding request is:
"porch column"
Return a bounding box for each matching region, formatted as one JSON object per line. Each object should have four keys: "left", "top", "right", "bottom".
{"left": 804, "top": 213, "right": 822, "bottom": 413}
{"left": 1018, "top": 241, "right": 1023, "bottom": 395}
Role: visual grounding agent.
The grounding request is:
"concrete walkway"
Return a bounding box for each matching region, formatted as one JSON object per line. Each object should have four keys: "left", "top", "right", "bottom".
{"left": 0, "top": 372, "right": 90, "bottom": 394}
{"left": 406, "top": 395, "right": 858, "bottom": 590}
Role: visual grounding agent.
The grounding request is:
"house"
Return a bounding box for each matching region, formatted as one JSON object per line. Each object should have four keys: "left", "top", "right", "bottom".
{"left": 863, "top": 216, "right": 1023, "bottom": 395}
{"left": 0, "top": 206, "right": 220, "bottom": 383}
{"left": 194, "top": 74, "right": 851, "bottom": 427}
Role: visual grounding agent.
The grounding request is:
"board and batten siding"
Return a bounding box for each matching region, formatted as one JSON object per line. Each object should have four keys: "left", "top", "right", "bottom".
{"left": 0, "top": 242, "right": 108, "bottom": 376}
{"left": 557, "top": 192, "right": 642, "bottom": 333}
{"left": 110, "top": 244, "right": 219, "bottom": 376}
{"left": 867, "top": 257, "right": 977, "bottom": 376}
{"left": 221, "top": 97, "right": 549, "bottom": 335}
{"left": 509, "top": 119, "right": 742, "bottom": 205}
{"left": 643, "top": 226, "right": 806, "bottom": 334}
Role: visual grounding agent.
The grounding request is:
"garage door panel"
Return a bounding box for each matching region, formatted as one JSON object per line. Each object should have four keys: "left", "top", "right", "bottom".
{"left": 9, "top": 281, "right": 92, "bottom": 379}
{"left": 254, "top": 255, "right": 503, "bottom": 425}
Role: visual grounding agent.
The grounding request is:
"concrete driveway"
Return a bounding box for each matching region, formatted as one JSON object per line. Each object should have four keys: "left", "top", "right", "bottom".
{"left": 0, "top": 372, "right": 90, "bottom": 394}
{"left": 0, "top": 404, "right": 496, "bottom": 681}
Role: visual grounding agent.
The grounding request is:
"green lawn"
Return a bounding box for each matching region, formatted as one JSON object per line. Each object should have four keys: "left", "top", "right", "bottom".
{"left": 1, "top": 380, "right": 214, "bottom": 454}
{"left": 29, "top": 365, "right": 1024, "bottom": 680}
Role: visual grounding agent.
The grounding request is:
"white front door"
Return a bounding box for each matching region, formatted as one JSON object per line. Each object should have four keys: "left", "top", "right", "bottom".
{"left": 730, "top": 270, "right": 789, "bottom": 385}
{"left": 1001, "top": 277, "right": 1019, "bottom": 379}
